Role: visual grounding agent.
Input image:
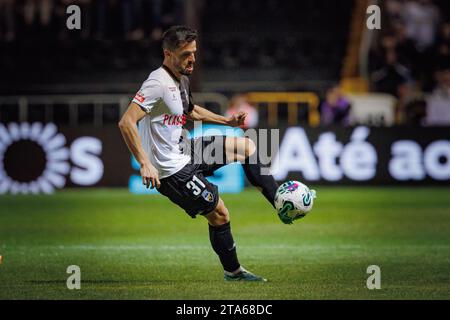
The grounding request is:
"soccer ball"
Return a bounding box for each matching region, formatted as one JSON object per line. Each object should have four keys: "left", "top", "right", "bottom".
{"left": 274, "top": 181, "right": 317, "bottom": 224}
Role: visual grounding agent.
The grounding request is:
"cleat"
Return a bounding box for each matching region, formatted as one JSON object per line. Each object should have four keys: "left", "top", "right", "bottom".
{"left": 224, "top": 268, "right": 267, "bottom": 282}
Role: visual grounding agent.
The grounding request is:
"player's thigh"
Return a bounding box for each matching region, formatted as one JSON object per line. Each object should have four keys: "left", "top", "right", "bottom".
{"left": 191, "top": 135, "right": 227, "bottom": 168}
{"left": 224, "top": 136, "right": 256, "bottom": 162}
{"left": 204, "top": 197, "right": 229, "bottom": 226}
{"left": 158, "top": 167, "right": 219, "bottom": 218}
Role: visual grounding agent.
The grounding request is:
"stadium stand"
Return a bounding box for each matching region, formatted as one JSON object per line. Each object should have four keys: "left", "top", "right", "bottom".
{"left": 367, "top": 0, "right": 450, "bottom": 126}
{"left": 0, "top": 0, "right": 352, "bottom": 94}
{"left": 1, "top": 0, "right": 448, "bottom": 127}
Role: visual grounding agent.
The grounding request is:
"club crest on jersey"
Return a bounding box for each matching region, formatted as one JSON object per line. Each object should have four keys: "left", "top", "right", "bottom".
{"left": 134, "top": 91, "right": 145, "bottom": 103}
{"left": 201, "top": 189, "right": 214, "bottom": 203}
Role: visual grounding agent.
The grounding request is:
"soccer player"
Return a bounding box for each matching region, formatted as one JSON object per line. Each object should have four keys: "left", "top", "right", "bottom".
{"left": 118, "top": 26, "right": 279, "bottom": 281}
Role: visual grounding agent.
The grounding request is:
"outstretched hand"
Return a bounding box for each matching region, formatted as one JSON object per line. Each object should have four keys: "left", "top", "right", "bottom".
{"left": 227, "top": 111, "right": 248, "bottom": 127}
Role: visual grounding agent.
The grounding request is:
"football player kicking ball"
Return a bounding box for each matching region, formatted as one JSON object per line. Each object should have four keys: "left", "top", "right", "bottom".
{"left": 119, "top": 26, "right": 282, "bottom": 282}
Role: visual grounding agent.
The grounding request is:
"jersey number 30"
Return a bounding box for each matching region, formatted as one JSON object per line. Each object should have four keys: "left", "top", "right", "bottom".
{"left": 186, "top": 175, "right": 206, "bottom": 196}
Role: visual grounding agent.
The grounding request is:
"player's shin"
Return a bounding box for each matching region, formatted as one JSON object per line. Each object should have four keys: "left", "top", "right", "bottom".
{"left": 208, "top": 222, "right": 240, "bottom": 273}
{"left": 242, "top": 152, "right": 278, "bottom": 208}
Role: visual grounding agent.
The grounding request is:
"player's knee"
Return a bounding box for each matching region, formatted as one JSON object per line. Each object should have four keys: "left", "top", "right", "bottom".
{"left": 208, "top": 199, "right": 230, "bottom": 225}
{"left": 215, "top": 201, "right": 230, "bottom": 224}
{"left": 244, "top": 138, "right": 257, "bottom": 158}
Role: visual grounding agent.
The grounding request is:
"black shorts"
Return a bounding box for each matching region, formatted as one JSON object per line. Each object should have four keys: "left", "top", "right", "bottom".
{"left": 158, "top": 136, "right": 227, "bottom": 218}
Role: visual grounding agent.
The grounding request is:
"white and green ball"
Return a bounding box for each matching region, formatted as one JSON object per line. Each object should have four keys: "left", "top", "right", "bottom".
{"left": 275, "top": 180, "right": 316, "bottom": 220}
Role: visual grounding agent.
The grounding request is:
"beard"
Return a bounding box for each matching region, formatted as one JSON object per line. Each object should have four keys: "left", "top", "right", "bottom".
{"left": 180, "top": 69, "right": 192, "bottom": 76}
{"left": 178, "top": 64, "right": 194, "bottom": 76}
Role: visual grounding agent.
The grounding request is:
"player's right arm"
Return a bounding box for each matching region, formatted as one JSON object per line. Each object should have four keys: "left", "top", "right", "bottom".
{"left": 118, "top": 103, "right": 160, "bottom": 189}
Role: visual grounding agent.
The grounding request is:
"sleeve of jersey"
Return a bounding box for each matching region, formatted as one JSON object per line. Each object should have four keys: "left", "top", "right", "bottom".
{"left": 132, "top": 80, "right": 164, "bottom": 114}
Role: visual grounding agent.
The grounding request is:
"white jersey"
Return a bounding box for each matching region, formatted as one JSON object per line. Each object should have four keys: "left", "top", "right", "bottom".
{"left": 132, "top": 66, "right": 193, "bottom": 179}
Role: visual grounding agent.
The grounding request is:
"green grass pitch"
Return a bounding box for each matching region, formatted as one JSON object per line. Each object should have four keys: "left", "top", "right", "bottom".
{"left": 0, "top": 187, "right": 449, "bottom": 300}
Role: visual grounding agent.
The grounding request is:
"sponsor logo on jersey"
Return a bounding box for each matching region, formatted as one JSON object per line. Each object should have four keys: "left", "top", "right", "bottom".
{"left": 168, "top": 86, "right": 177, "bottom": 92}
{"left": 162, "top": 114, "right": 187, "bottom": 126}
{"left": 134, "top": 91, "right": 145, "bottom": 103}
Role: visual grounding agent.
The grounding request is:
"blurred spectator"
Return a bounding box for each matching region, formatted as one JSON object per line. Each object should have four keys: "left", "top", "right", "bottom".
{"left": 371, "top": 39, "right": 415, "bottom": 125}
{"left": 370, "top": 34, "right": 414, "bottom": 97}
{"left": 393, "top": 23, "right": 418, "bottom": 71}
{"left": 95, "top": 0, "right": 119, "bottom": 39}
{"left": 320, "top": 85, "right": 351, "bottom": 126}
{"left": 433, "top": 22, "right": 450, "bottom": 71}
{"left": 402, "top": 0, "right": 441, "bottom": 52}
{"left": 384, "top": 0, "right": 404, "bottom": 26}
{"left": 0, "top": 0, "right": 15, "bottom": 42}
{"left": 371, "top": 0, "right": 449, "bottom": 100}
{"left": 94, "top": 0, "right": 185, "bottom": 41}
{"left": 226, "top": 94, "right": 258, "bottom": 129}
{"left": 370, "top": 33, "right": 398, "bottom": 72}
{"left": 425, "top": 69, "right": 450, "bottom": 126}
{"left": 123, "top": 0, "right": 146, "bottom": 41}
{"left": 403, "top": 96, "right": 428, "bottom": 125}
{"left": 149, "top": 0, "right": 164, "bottom": 41}
{"left": 152, "top": 0, "right": 186, "bottom": 40}
{"left": 402, "top": 0, "right": 440, "bottom": 88}
{"left": 23, "top": 0, "right": 54, "bottom": 27}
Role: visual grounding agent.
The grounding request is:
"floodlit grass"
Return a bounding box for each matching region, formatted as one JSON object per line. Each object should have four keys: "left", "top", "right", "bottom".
{"left": 0, "top": 187, "right": 449, "bottom": 299}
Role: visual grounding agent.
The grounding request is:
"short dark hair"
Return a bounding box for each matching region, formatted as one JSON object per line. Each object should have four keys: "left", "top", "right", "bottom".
{"left": 162, "top": 26, "right": 197, "bottom": 51}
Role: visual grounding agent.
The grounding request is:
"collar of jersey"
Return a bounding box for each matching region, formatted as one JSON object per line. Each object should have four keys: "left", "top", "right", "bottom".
{"left": 162, "top": 64, "right": 180, "bottom": 83}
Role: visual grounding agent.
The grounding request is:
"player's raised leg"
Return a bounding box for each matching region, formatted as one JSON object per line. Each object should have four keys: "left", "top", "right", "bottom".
{"left": 204, "top": 198, "right": 266, "bottom": 281}
{"left": 224, "top": 137, "right": 279, "bottom": 208}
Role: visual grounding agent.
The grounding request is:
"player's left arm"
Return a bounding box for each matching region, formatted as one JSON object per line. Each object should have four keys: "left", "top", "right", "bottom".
{"left": 187, "top": 104, "right": 247, "bottom": 127}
